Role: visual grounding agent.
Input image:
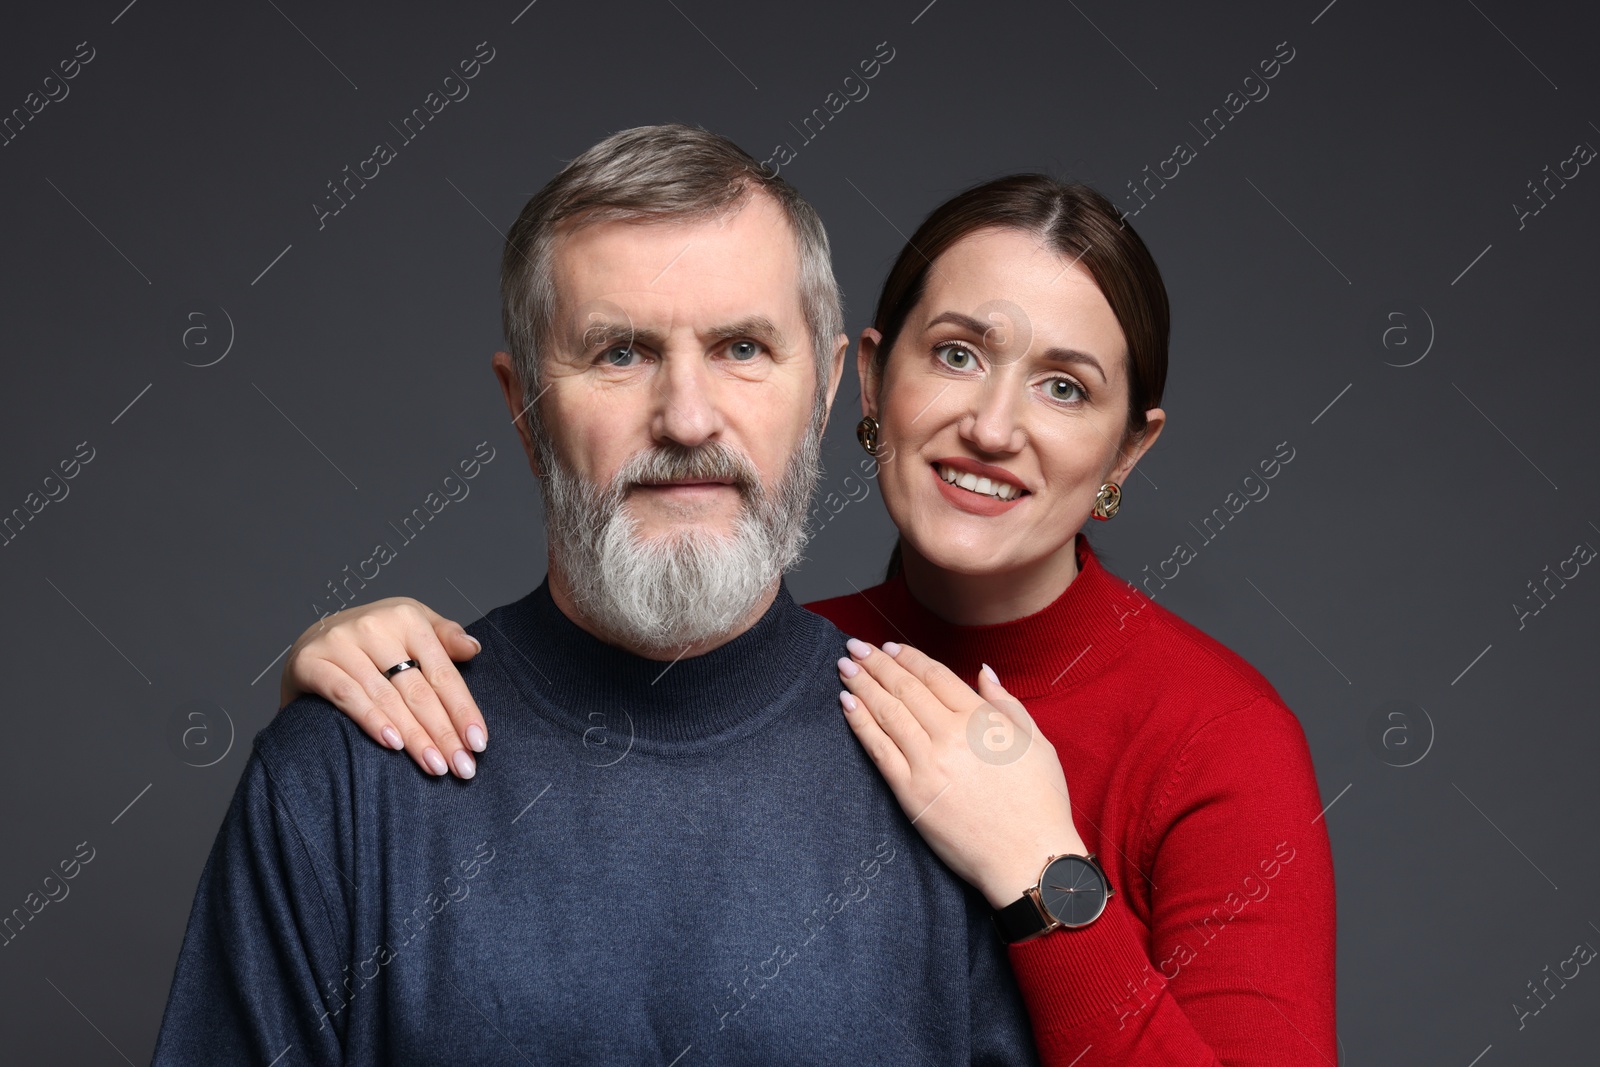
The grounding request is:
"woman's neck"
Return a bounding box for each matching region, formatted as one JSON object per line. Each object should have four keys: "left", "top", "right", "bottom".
{"left": 898, "top": 535, "right": 1082, "bottom": 626}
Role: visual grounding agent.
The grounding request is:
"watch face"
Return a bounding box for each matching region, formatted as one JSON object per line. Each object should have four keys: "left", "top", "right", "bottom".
{"left": 1039, "top": 856, "right": 1109, "bottom": 928}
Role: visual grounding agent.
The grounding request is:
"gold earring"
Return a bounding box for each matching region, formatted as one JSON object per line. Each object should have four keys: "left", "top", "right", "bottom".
{"left": 1091, "top": 481, "right": 1122, "bottom": 520}
{"left": 856, "top": 416, "right": 881, "bottom": 456}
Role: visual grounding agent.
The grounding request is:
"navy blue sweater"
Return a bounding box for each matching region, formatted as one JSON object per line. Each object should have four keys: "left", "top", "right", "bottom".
{"left": 153, "top": 579, "right": 1039, "bottom": 1065}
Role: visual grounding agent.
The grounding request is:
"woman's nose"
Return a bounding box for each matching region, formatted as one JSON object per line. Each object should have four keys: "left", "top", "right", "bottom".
{"left": 961, "top": 381, "right": 1024, "bottom": 454}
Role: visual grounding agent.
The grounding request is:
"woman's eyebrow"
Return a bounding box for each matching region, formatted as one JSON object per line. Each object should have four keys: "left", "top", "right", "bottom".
{"left": 924, "top": 310, "right": 1107, "bottom": 382}
{"left": 1037, "top": 347, "right": 1107, "bottom": 382}
{"left": 925, "top": 310, "right": 990, "bottom": 336}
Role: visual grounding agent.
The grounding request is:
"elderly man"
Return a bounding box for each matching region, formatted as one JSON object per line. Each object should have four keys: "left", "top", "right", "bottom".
{"left": 152, "top": 125, "right": 1037, "bottom": 1065}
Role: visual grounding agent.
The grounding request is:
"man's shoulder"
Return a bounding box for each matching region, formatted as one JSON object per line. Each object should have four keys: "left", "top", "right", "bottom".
{"left": 791, "top": 592, "right": 849, "bottom": 645}
{"left": 260, "top": 694, "right": 368, "bottom": 755}
{"left": 802, "top": 583, "right": 894, "bottom": 643}
{"left": 247, "top": 695, "right": 374, "bottom": 803}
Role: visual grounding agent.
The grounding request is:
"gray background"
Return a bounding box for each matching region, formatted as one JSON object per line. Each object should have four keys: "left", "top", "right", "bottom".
{"left": 1, "top": 0, "right": 1596, "bottom": 1062}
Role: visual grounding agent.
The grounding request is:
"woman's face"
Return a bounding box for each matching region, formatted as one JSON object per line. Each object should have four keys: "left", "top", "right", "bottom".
{"left": 860, "top": 226, "right": 1165, "bottom": 578}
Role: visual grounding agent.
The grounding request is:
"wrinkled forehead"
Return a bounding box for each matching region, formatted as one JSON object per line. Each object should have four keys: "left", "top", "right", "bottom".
{"left": 547, "top": 197, "right": 809, "bottom": 351}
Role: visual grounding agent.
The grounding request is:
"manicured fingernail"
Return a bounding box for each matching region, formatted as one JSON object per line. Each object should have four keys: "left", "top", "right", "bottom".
{"left": 424, "top": 747, "right": 448, "bottom": 775}
{"left": 451, "top": 750, "right": 476, "bottom": 778}
{"left": 982, "top": 662, "right": 999, "bottom": 684}
{"left": 382, "top": 726, "right": 403, "bottom": 750}
{"left": 466, "top": 724, "right": 486, "bottom": 752}
{"left": 846, "top": 638, "right": 873, "bottom": 659}
{"left": 840, "top": 691, "right": 858, "bottom": 712}
{"left": 882, "top": 641, "right": 902, "bottom": 656}
{"left": 837, "top": 656, "right": 860, "bottom": 679}
{"left": 464, "top": 633, "right": 482, "bottom": 653}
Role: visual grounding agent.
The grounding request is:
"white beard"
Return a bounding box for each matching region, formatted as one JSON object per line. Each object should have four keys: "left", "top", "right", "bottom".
{"left": 533, "top": 405, "right": 824, "bottom": 656}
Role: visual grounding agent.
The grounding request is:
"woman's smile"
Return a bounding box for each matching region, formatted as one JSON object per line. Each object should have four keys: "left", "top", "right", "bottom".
{"left": 930, "top": 459, "right": 1029, "bottom": 515}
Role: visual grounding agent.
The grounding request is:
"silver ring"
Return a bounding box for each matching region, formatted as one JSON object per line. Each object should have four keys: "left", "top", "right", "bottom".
{"left": 384, "top": 659, "right": 420, "bottom": 680}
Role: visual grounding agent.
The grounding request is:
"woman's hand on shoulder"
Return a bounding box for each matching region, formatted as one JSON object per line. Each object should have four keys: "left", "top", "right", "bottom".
{"left": 837, "top": 638, "right": 1085, "bottom": 910}
{"left": 280, "top": 597, "right": 488, "bottom": 779}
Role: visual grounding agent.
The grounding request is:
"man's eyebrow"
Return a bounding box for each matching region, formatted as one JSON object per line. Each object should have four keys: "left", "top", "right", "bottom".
{"left": 570, "top": 316, "right": 788, "bottom": 351}
{"left": 924, "top": 310, "right": 1108, "bottom": 383}
{"left": 572, "top": 318, "right": 666, "bottom": 350}
{"left": 706, "top": 315, "right": 787, "bottom": 349}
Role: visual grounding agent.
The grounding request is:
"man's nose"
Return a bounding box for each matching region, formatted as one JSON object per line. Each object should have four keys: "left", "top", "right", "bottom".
{"left": 650, "top": 350, "right": 722, "bottom": 447}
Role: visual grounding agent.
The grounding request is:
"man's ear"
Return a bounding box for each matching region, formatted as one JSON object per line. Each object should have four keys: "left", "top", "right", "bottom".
{"left": 492, "top": 350, "right": 543, "bottom": 478}
{"left": 856, "top": 328, "right": 883, "bottom": 419}
{"left": 821, "top": 332, "right": 849, "bottom": 416}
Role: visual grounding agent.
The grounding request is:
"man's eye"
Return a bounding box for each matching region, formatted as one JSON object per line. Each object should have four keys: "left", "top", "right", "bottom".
{"left": 729, "top": 340, "right": 761, "bottom": 361}
{"left": 935, "top": 343, "right": 975, "bottom": 370}
{"left": 602, "top": 345, "right": 639, "bottom": 367}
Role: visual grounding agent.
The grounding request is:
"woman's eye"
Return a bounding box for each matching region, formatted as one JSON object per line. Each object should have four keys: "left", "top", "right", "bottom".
{"left": 602, "top": 345, "right": 639, "bottom": 367}
{"left": 935, "top": 344, "right": 975, "bottom": 370}
{"left": 1046, "top": 377, "right": 1085, "bottom": 403}
{"left": 729, "top": 340, "right": 761, "bottom": 361}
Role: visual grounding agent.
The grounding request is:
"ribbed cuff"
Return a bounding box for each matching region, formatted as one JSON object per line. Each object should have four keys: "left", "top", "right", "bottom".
{"left": 1005, "top": 895, "right": 1154, "bottom": 1033}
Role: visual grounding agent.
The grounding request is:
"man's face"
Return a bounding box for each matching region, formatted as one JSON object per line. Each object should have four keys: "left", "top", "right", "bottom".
{"left": 536, "top": 191, "right": 829, "bottom": 541}
{"left": 493, "top": 189, "right": 846, "bottom": 655}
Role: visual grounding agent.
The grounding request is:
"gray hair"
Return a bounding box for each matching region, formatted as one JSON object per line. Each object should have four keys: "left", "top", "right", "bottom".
{"left": 500, "top": 123, "right": 845, "bottom": 423}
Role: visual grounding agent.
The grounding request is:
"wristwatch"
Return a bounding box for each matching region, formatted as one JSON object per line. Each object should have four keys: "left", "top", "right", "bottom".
{"left": 993, "top": 853, "right": 1114, "bottom": 944}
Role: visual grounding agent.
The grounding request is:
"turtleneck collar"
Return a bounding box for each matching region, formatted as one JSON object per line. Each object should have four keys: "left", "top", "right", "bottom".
{"left": 866, "top": 534, "right": 1154, "bottom": 700}
{"left": 483, "top": 577, "right": 833, "bottom": 753}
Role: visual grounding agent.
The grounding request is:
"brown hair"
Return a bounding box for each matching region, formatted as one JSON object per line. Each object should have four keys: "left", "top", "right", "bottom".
{"left": 870, "top": 173, "right": 1171, "bottom": 441}
{"left": 871, "top": 174, "right": 1170, "bottom": 579}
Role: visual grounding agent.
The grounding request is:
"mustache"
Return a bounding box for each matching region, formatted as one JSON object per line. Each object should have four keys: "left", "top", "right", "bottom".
{"left": 617, "top": 442, "right": 761, "bottom": 497}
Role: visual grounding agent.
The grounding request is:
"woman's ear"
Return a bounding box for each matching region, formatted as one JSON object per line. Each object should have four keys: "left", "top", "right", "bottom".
{"left": 856, "top": 328, "right": 883, "bottom": 419}
{"left": 1111, "top": 407, "right": 1166, "bottom": 484}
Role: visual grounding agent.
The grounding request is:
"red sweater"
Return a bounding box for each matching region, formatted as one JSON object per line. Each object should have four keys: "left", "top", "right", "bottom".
{"left": 804, "top": 532, "right": 1336, "bottom": 1066}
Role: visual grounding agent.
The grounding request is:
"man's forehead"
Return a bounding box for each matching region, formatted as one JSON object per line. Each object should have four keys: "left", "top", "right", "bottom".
{"left": 549, "top": 199, "right": 806, "bottom": 330}
{"left": 561, "top": 298, "right": 793, "bottom": 349}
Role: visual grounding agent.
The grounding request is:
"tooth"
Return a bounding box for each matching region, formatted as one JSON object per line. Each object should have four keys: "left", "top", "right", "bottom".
{"left": 958, "top": 472, "right": 979, "bottom": 491}
{"left": 975, "top": 477, "right": 994, "bottom": 496}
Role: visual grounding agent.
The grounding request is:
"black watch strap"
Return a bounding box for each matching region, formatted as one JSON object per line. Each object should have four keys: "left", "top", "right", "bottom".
{"left": 993, "top": 892, "right": 1053, "bottom": 944}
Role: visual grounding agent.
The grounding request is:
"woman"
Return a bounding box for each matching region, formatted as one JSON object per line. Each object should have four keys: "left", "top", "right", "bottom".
{"left": 279, "top": 175, "right": 1335, "bottom": 1065}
